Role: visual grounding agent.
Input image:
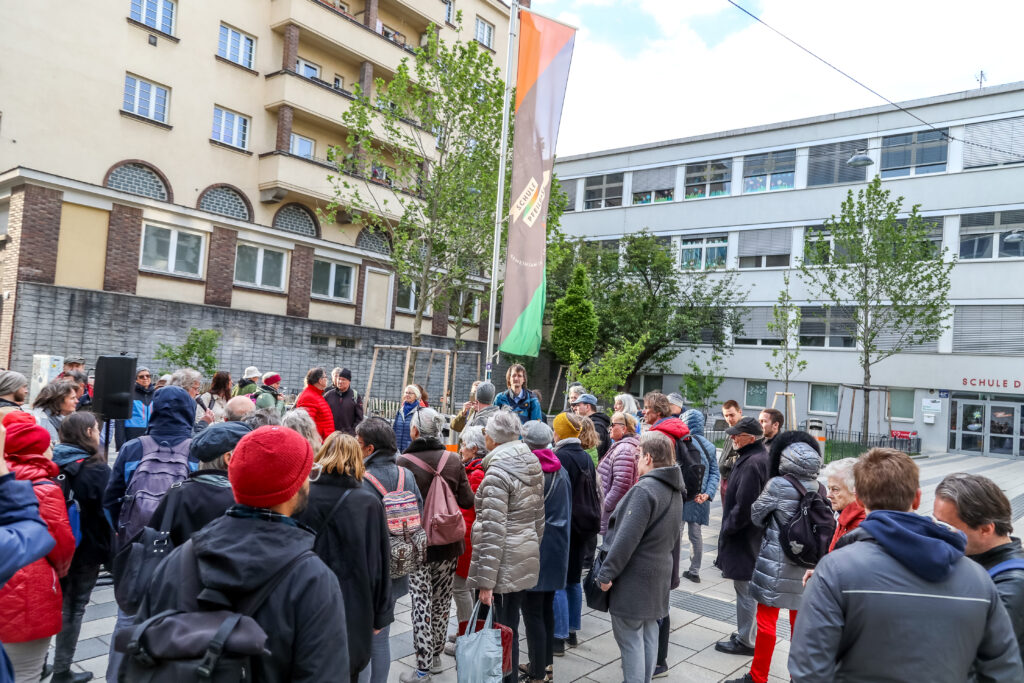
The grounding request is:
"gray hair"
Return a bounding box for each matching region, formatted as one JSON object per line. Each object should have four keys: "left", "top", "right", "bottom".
{"left": 568, "top": 384, "right": 585, "bottom": 399}
{"left": 242, "top": 409, "right": 281, "bottom": 428}
{"left": 224, "top": 396, "right": 256, "bottom": 422}
{"left": 640, "top": 430, "right": 675, "bottom": 467}
{"left": 614, "top": 393, "right": 639, "bottom": 415}
{"left": 0, "top": 371, "right": 28, "bottom": 397}
{"left": 935, "top": 472, "right": 1014, "bottom": 537}
{"left": 169, "top": 368, "right": 202, "bottom": 390}
{"left": 821, "top": 457, "right": 857, "bottom": 493}
{"left": 486, "top": 410, "right": 521, "bottom": 445}
{"left": 404, "top": 384, "right": 422, "bottom": 401}
{"left": 283, "top": 408, "right": 323, "bottom": 452}
{"left": 411, "top": 407, "right": 445, "bottom": 440}
{"left": 460, "top": 425, "right": 487, "bottom": 455}
{"left": 136, "top": 366, "right": 150, "bottom": 378}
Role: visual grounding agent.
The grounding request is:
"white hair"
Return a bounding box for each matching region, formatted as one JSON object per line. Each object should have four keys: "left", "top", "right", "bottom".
{"left": 821, "top": 457, "right": 857, "bottom": 492}
{"left": 460, "top": 425, "right": 488, "bottom": 455}
{"left": 411, "top": 407, "right": 446, "bottom": 440}
{"left": 614, "top": 393, "right": 639, "bottom": 415}
{"left": 169, "top": 368, "right": 202, "bottom": 390}
{"left": 404, "top": 384, "right": 422, "bottom": 400}
{"left": 283, "top": 408, "right": 323, "bottom": 452}
{"left": 486, "top": 410, "right": 522, "bottom": 444}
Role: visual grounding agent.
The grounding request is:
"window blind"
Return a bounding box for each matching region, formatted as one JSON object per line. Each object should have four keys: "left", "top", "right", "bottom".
{"left": 739, "top": 307, "right": 781, "bottom": 340}
{"left": 874, "top": 311, "right": 940, "bottom": 353}
{"left": 561, "top": 179, "right": 577, "bottom": 210}
{"left": 807, "top": 140, "right": 868, "bottom": 186}
{"left": 632, "top": 167, "right": 676, "bottom": 193}
{"left": 738, "top": 228, "right": 791, "bottom": 256}
{"left": 963, "top": 117, "right": 1024, "bottom": 168}
{"left": 953, "top": 305, "right": 1024, "bottom": 355}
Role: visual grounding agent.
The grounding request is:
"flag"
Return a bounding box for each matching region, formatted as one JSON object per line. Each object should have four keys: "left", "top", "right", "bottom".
{"left": 498, "top": 10, "right": 575, "bottom": 357}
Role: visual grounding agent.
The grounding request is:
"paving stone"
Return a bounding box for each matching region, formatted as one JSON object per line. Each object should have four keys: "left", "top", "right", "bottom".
{"left": 78, "top": 616, "right": 117, "bottom": 642}
{"left": 686, "top": 642, "right": 754, "bottom": 675}
{"left": 84, "top": 600, "right": 119, "bottom": 622}
{"left": 668, "top": 623, "right": 723, "bottom": 652}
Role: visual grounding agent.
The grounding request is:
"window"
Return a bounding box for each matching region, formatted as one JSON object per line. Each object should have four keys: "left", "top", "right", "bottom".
{"left": 311, "top": 260, "right": 354, "bottom": 301}
{"left": 333, "top": 74, "right": 345, "bottom": 91}
{"left": 475, "top": 17, "right": 494, "bottom": 48}
{"left": 800, "top": 306, "right": 855, "bottom": 348}
{"left": 371, "top": 164, "right": 394, "bottom": 186}
{"left": 809, "top": 384, "right": 839, "bottom": 415}
{"left": 743, "top": 150, "right": 795, "bottom": 193}
{"left": 684, "top": 160, "right": 731, "bottom": 199}
{"left": 129, "top": 0, "right": 175, "bottom": 34}
{"left": 953, "top": 305, "right": 1024, "bottom": 355}
{"left": 631, "top": 167, "right": 675, "bottom": 204}
{"left": 963, "top": 117, "right": 1024, "bottom": 168}
{"left": 295, "top": 57, "right": 320, "bottom": 79}
{"left": 357, "top": 228, "right": 391, "bottom": 255}
{"left": 272, "top": 204, "right": 318, "bottom": 237}
{"left": 212, "top": 107, "right": 249, "bottom": 149}
{"left": 310, "top": 334, "right": 331, "bottom": 346}
{"left": 218, "top": 25, "right": 255, "bottom": 69}
{"left": 745, "top": 380, "right": 768, "bottom": 409}
{"left": 290, "top": 133, "right": 315, "bottom": 159}
{"left": 583, "top": 173, "right": 623, "bottom": 209}
{"left": 959, "top": 211, "right": 1024, "bottom": 260}
{"left": 234, "top": 244, "right": 285, "bottom": 290}
{"left": 444, "top": 0, "right": 454, "bottom": 23}
{"left": 449, "top": 291, "right": 478, "bottom": 323}
{"left": 561, "top": 179, "right": 577, "bottom": 212}
{"left": 679, "top": 235, "right": 727, "bottom": 271}
{"left": 140, "top": 225, "right": 203, "bottom": 276}
{"left": 397, "top": 282, "right": 417, "bottom": 312}
{"left": 734, "top": 308, "right": 783, "bottom": 346}
{"left": 737, "top": 228, "right": 791, "bottom": 269}
{"left": 123, "top": 74, "right": 169, "bottom": 123}
{"left": 807, "top": 140, "right": 868, "bottom": 186}
{"left": 106, "top": 162, "right": 169, "bottom": 200}
{"left": 889, "top": 389, "right": 915, "bottom": 421}
{"left": 881, "top": 129, "right": 948, "bottom": 178}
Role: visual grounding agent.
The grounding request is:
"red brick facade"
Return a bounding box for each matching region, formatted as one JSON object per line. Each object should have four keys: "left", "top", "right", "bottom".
{"left": 13, "top": 184, "right": 62, "bottom": 284}
{"left": 276, "top": 104, "right": 294, "bottom": 153}
{"left": 204, "top": 227, "right": 237, "bottom": 307}
{"left": 432, "top": 299, "right": 449, "bottom": 336}
{"left": 362, "top": 0, "right": 378, "bottom": 31}
{"left": 103, "top": 204, "right": 142, "bottom": 294}
{"left": 282, "top": 24, "right": 299, "bottom": 71}
{"left": 287, "top": 245, "right": 313, "bottom": 318}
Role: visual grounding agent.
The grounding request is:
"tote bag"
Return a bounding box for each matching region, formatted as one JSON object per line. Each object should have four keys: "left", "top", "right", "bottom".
{"left": 455, "top": 600, "right": 503, "bottom": 683}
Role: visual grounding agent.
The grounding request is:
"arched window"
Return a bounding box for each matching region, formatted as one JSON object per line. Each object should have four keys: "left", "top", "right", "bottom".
{"left": 198, "top": 185, "right": 251, "bottom": 221}
{"left": 105, "top": 161, "right": 170, "bottom": 201}
{"left": 272, "top": 203, "right": 319, "bottom": 237}
{"left": 356, "top": 227, "right": 391, "bottom": 255}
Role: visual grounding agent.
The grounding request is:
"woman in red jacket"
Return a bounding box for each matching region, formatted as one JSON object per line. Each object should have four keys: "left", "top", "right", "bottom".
{"left": 295, "top": 367, "right": 336, "bottom": 440}
{"left": 0, "top": 414, "right": 76, "bottom": 683}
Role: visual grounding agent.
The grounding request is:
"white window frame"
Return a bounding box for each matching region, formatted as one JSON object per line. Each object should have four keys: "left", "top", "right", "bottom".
{"left": 218, "top": 24, "right": 256, "bottom": 70}
{"left": 742, "top": 150, "right": 796, "bottom": 194}
{"left": 311, "top": 259, "right": 355, "bottom": 303}
{"left": 684, "top": 159, "right": 732, "bottom": 200}
{"left": 444, "top": 0, "right": 454, "bottom": 23}
{"left": 333, "top": 74, "right": 345, "bottom": 91}
{"left": 212, "top": 106, "right": 250, "bottom": 149}
{"left": 475, "top": 17, "right": 494, "bottom": 49}
{"left": 139, "top": 224, "right": 205, "bottom": 278}
{"left": 679, "top": 235, "right": 727, "bottom": 271}
{"left": 129, "top": 0, "right": 175, "bottom": 35}
{"left": 738, "top": 254, "right": 791, "bottom": 269}
{"left": 632, "top": 188, "right": 674, "bottom": 205}
{"left": 809, "top": 383, "right": 840, "bottom": 416}
{"left": 888, "top": 388, "right": 916, "bottom": 422}
{"left": 123, "top": 74, "right": 169, "bottom": 123}
{"left": 959, "top": 212, "right": 1024, "bottom": 261}
{"left": 799, "top": 306, "right": 856, "bottom": 349}
{"left": 396, "top": 282, "right": 417, "bottom": 313}
{"left": 744, "top": 380, "right": 768, "bottom": 410}
{"left": 448, "top": 290, "right": 479, "bottom": 324}
{"left": 881, "top": 129, "right": 948, "bottom": 178}
{"left": 290, "top": 133, "right": 315, "bottom": 159}
{"left": 234, "top": 244, "right": 287, "bottom": 291}
{"left": 295, "top": 57, "right": 320, "bottom": 79}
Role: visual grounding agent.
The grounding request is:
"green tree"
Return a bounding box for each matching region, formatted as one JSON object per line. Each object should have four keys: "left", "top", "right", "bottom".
{"left": 799, "top": 175, "right": 954, "bottom": 442}
{"left": 568, "top": 333, "right": 650, "bottom": 405}
{"left": 549, "top": 264, "right": 598, "bottom": 366}
{"left": 765, "top": 271, "right": 807, "bottom": 395}
{"left": 682, "top": 351, "right": 727, "bottom": 412}
{"left": 154, "top": 328, "right": 221, "bottom": 376}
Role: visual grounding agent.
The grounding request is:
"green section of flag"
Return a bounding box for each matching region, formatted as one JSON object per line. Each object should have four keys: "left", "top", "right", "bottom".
{"left": 499, "top": 273, "right": 546, "bottom": 357}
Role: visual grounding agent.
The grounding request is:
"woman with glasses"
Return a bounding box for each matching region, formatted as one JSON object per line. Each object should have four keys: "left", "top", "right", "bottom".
{"left": 114, "top": 367, "right": 155, "bottom": 450}
{"left": 298, "top": 432, "right": 394, "bottom": 683}
{"left": 393, "top": 385, "right": 422, "bottom": 453}
{"left": 613, "top": 394, "right": 643, "bottom": 434}
{"left": 597, "top": 412, "right": 641, "bottom": 535}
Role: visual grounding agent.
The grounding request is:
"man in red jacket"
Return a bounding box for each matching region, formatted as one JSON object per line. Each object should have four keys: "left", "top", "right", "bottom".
{"left": 295, "top": 367, "right": 336, "bottom": 440}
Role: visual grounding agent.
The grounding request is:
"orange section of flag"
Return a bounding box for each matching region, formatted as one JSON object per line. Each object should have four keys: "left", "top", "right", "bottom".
{"left": 515, "top": 10, "right": 576, "bottom": 112}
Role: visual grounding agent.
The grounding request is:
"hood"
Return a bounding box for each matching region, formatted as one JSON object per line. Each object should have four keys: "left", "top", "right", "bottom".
{"left": 859, "top": 510, "right": 966, "bottom": 582}
{"left": 768, "top": 431, "right": 821, "bottom": 478}
{"left": 532, "top": 448, "right": 562, "bottom": 473}
{"left": 149, "top": 386, "right": 197, "bottom": 441}
{"left": 590, "top": 412, "right": 610, "bottom": 428}
{"left": 482, "top": 440, "right": 538, "bottom": 483}
{"left": 7, "top": 453, "right": 59, "bottom": 481}
{"left": 651, "top": 417, "right": 689, "bottom": 440}
{"left": 681, "top": 409, "right": 705, "bottom": 436}
{"left": 52, "top": 443, "right": 93, "bottom": 468}
{"left": 135, "top": 383, "right": 155, "bottom": 396}
{"left": 778, "top": 441, "right": 822, "bottom": 479}
{"left": 641, "top": 463, "right": 685, "bottom": 493}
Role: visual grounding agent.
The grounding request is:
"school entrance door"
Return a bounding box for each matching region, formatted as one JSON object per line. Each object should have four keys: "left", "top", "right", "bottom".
{"left": 949, "top": 393, "right": 1024, "bottom": 457}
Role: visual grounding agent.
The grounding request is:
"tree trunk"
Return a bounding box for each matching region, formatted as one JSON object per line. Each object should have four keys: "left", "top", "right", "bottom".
{"left": 861, "top": 363, "right": 871, "bottom": 446}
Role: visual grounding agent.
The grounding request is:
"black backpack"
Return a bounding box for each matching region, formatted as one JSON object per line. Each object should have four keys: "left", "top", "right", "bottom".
{"left": 116, "top": 541, "right": 314, "bottom": 682}
{"left": 571, "top": 466, "right": 602, "bottom": 537}
{"left": 778, "top": 475, "right": 837, "bottom": 568}
{"left": 673, "top": 435, "right": 706, "bottom": 502}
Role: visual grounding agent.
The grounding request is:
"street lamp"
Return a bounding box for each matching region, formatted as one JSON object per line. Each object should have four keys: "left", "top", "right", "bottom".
{"left": 846, "top": 150, "right": 874, "bottom": 167}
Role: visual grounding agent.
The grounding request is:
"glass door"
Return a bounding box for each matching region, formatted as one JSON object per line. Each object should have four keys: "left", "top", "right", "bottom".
{"left": 959, "top": 402, "right": 986, "bottom": 453}
{"left": 989, "top": 405, "right": 1017, "bottom": 456}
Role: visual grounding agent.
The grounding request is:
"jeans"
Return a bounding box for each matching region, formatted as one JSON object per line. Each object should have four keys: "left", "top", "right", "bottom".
{"left": 54, "top": 563, "right": 100, "bottom": 674}
{"left": 5, "top": 637, "right": 51, "bottom": 683}
{"left": 685, "top": 521, "right": 703, "bottom": 572}
{"left": 452, "top": 574, "right": 474, "bottom": 626}
{"left": 553, "top": 582, "right": 582, "bottom": 639}
{"left": 750, "top": 604, "right": 797, "bottom": 683}
{"left": 611, "top": 615, "right": 658, "bottom": 683}
{"left": 733, "top": 580, "right": 756, "bottom": 648}
{"left": 478, "top": 591, "right": 524, "bottom": 683}
{"left": 521, "top": 591, "right": 554, "bottom": 680}
{"left": 357, "top": 624, "right": 391, "bottom": 683}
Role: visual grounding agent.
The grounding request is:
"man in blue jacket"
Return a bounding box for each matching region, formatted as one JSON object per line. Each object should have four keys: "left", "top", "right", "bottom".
{"left": 494, "top": 363, "right": 542, "bottom": 424}
{"left": 113, "top": 366, "right": 155, "bottom": 449}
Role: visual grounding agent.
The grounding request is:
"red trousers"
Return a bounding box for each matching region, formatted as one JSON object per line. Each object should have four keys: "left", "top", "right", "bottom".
{"left": 750, "top": 603, "right": 797, "bottom": 683}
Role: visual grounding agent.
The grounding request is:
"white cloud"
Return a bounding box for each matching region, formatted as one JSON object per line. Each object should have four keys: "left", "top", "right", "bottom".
{"left": 535, "top": 0, "right": 1024, "bottom": 157}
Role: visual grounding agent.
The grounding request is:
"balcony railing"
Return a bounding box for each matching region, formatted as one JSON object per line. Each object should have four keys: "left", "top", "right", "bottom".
{"left": 310, "top": 0, "right": 420, "bottom": 57}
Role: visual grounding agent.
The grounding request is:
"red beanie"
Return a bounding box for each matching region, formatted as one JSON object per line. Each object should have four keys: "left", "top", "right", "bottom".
{"left": 228, "top": 425, "right": 313, "bottom": 508}
{"left": 263, "top": 374, "right": 281, "bottom": 386}
{"left": 5, "top": 420, "right": 52, "bottom": 456}
{"left": 3, "top": 411, "right": 36, "bottom": 427}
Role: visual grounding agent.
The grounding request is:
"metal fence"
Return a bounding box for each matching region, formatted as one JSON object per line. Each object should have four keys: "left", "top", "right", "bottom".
{"left": 705, "top": 428, "right": 921, "bottom": 462}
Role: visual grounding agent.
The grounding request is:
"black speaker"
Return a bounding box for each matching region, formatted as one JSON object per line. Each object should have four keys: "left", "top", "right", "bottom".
{"left": 93, "top": 356, "right": 138, "bottom": 420}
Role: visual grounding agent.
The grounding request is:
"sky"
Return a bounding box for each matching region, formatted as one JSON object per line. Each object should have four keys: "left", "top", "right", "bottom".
{"left": 528, "top": 0, "right": 1024, "bottom": 157}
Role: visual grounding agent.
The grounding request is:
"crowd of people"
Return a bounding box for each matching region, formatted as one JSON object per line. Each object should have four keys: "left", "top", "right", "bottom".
{"left": 0, "top": 355, "right": 1023, "bottom": 683}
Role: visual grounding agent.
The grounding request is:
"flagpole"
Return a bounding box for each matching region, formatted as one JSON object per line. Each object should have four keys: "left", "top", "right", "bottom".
{"left": 484, "top": 0, "right": 518, "bottom": 381}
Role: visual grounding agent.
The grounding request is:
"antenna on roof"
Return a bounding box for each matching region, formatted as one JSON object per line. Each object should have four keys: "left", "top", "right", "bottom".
{"left": 975, "top": 70, "right": 987, "bottom": 89}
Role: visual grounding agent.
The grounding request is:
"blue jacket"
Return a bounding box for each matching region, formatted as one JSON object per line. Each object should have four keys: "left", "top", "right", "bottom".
{"left": 0, "top": 473, "right": 56, "bottom": 683}
{"left": 494, "top": 389, "right": 542, "bottom": 424}
{"left": 392, "top": 402, "right": 418, "bottom": 454}
{"left": 103, "top": 385, "right": 198, "bottom": 522}
{"left": 529, "top": 451, "right": 571, "bottom": 593}
{"left": 681, "top": 410, "right": 721, "bottom": 525}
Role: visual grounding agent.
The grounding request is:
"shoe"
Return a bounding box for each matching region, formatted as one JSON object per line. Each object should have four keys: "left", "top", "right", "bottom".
{"left": 683, "top": 570, "right": 701, "bottom": 583}
{"left": 430, "top": 656, "right": 443, "bottom": 674}
{"left": 714, "top": 634, "right": 755, "bottom": 656}
{"left": 50, "top": 674, "right": 93, "bottom": 683}
{"left": 652, "top": 663, "right": 669, "bottom": 678}
{"left": 447, "top": 632, "right": 457, "bottom": 643}
{"left": 552, "top": 638, "right": 565, "bottom": 656}
{"left": 398, "top": 669, "right": 432, "bottom": 682}
{"left": 723, "top": 675, "right": 754, "bottom": 683}
{"left": 444, "top": 640, "right": 456, "bottom": 656}
{"left": 39, "top": 662, "right": 52, "bottom": 681}
{"left": 567, "top": 631, "right": 578, "bottom": 648}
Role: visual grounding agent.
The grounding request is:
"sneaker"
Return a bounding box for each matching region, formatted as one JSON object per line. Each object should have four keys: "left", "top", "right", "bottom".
{"left": 430, "top": 656, "right": 443, "bottom": 674}
{"left": 652, "top": 663, "right": 669, "bottom": 678}
{"left": 567, "top": 631, "right": 578, "bottom": 648}
{"left": 723, "top": 675, "right": 754, "bottom": 683}
{"left": 447, "top": 632, "right": 457, "bottom": 643}
{"left": 552, "top": 638, "right": 565, "bottom": 656}
{"left": 443, "top": 640, "right": 456, "bottom": 656}
{"left": 683, "top": 570, "right": 701, "bottom": 583}
{"left": 398, "top": 670, "right": 432, "bottom": 683}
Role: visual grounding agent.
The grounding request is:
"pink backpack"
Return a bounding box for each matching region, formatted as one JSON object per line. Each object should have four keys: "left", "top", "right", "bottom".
{"left": 401, "top": 451, "right": 466, "bottom": 546}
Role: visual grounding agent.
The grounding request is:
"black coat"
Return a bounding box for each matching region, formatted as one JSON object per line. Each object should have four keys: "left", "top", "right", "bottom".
{"left": 52, "top": 445, "right": 112, "bottom": 568}
{"left": 137, "top": 510, "right": 348, "bottom": 683}
{"left": 553, "top": 439, "right": 598, "bottom": 581}
{"left": 324, "top": 387, "right": 364, "bottom": 435}
{"left": 398, "top": 438, "right": 475, "bottom": 563}
{"left": 297, "top": 473, "right": 393, "bottom": 680}
{"left": 146, "top": 470, "right": 236, "bottom": 547}
{"left": 716, "top": 440, "right": 770, "bottom": 581}
{"left": 590, "top": 412, "right": 612, "bottom": 461}
{"left": 971, "top": 537, "right": 1024, "bottom": 659}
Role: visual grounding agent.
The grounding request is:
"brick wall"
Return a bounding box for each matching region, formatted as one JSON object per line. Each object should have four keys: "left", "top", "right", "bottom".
{"left": 104, "top": 204, "right": 142, "bottom": 294}
{"left": 363, "top": 0, "right": 378, "bottom": 31}
{"left": 359, "top": 61, "right": 374, "bottom": 97}
{"left": 14, "top": 184, "right": 62, "bottom": 284}
{"left": 204, "top": 227, "right": 236, "bottom": 307}
{"left": 282, "top": 24, "right": 299, "bottom": 71}
{"left": 432, "top": 299, "right": 449, "bottom": 336}
{"left": 276, "top": 104, "right": 294, "bottom": 153}
{"left": 287, "top": 245, "right": 313, "bottom": 317}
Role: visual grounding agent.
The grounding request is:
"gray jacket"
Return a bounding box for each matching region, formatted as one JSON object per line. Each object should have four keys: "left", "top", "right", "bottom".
{"left": 596, "top": 465, "right": 684, "bottom": 621}
{"left": 749, "top": 443, "right": 821, "bottom": 609}
{"left": 468, "top": 404, "right": 500, "bottom": 429}
{"left": 789, "top": 515, "right": 1023, "bottom": 683}
{"left": 468, "top": 440, "right": 545, "bottom": 594}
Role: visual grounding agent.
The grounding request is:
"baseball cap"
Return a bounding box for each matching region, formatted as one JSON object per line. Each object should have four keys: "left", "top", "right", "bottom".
{"left": 725, "top": 416, "right": 764, "bottom": 437}
{"left": 571, "top": 393, "right": 598, "bottom": 406}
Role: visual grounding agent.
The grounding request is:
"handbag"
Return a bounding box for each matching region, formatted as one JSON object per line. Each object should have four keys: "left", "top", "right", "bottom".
{"left": 455, "top": 600, "right": 504, "bottom": 683}
{"left": 457, "top": 602, "right": 513, "bottom": 674}
{"left": 583, "top": 549, "right": 610, "bottom": 612}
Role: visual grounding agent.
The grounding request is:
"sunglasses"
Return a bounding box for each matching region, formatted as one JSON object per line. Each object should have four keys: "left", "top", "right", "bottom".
{"left": 309, "top": 462, "right": 323, "bottom": 482}
{"left": 138, "top": 374, "right": 151, "bottom": 379}
{"left": 611, "top": 422, "right": 628, "bottom": 427}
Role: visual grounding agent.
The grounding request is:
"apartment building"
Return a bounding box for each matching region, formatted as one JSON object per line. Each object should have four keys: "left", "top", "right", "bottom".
{"left": 554, "top": 82, "right": 1024, "bottom": 456}
{"left": 0, "top": 0, "right": 510, "bottom": 398}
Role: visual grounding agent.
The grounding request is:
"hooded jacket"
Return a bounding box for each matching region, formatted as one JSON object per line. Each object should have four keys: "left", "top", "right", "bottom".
{"left": 361, "top": 447, "right": 422, "bottom": 599}
{"left": 789, "top": 510, "right": 1023, "bottom": 682}
{"left": 295, "top": 385, "right": 335, "bottom": 440}
{"left": 589, "top": 411, "right": 612, "bottom": 460}
{"left": 455, "top": 457, "right": 486, "bottom": 580}
{"left": 103, "top": 385, "right": 198, "bottom": 522}
{"left": 554, "top": 438, "right": 600, "bottom": 582}
{"left": 970, "top": 538, "right": 1024, "bottom": 662}
{"left": 716, "top": 438, "right": 770, "bottom": 581}
{"left": 134, "top": 510, "right": 349, "bottom": 683}
{"left": 529, "top": 450, "right": 571, "bottom": 593}
{"left": 649, "top": 415, "right": 690, "bottom": 441}
{"left": 146, "top": 469, "right": 235, "bottom": 547}
{"left": 253, "top": 384, "right": 286, "bottom": 417}
{"left": 114, "top": 381, "right": 155, "bottom": 449}
{"left": 680, "top": 410, "right": 721, "bottom": 526}
{"left": 596, "top": 465, "right": 684, "bottom": 621}
{"left": 52, "top": 443, "right": 112, "bottom": 567}
{"left": 468, "top": 440, "right": 545, "bottom": 594}
{"left": 596, "top": 434, "right": 639, "bottom": 535}
{"left": 494, "top": 388, "right": 542, "bottom": 424}
{"left": 324, "top": 386, "right": 364, "bottom": 435}
{"left": 749, "top": 440, "right": 823, "bottom": 609}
